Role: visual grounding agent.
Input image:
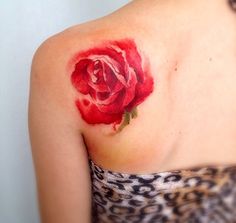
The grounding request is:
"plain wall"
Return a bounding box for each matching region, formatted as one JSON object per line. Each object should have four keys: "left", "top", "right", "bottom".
{"left": 0, "top": 1, "right": 129, "bottom": 222}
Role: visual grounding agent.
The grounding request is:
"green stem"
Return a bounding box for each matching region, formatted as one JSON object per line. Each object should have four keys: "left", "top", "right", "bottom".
{"left": 117, "top": 111, "right": 131, "bottom": 132}
{"left": 131, "top": 107, "right": 138, "bottom": 119}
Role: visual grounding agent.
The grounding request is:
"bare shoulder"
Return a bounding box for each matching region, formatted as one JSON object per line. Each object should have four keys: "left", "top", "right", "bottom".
{"left": 30, "top": 13, "right": 131, "bottom": 90}
{"left": 29, "top": 19, "right": 117, "bottom": 127}
{"left": 29, "top": 1, "right": 185, "bottom": 173}
{"left": 30, "top": 0, "right": 157, "bottom": 79}
{"left": 31, "top": 23, "right": 94, "bottom": 82}
{"left": 29, "top": 7, "right": 156, "bottom": 129}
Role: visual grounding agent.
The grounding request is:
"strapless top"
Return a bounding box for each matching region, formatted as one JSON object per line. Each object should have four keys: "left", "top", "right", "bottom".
{"left": 89, "top": 159, "right": 236, "bottom": 223}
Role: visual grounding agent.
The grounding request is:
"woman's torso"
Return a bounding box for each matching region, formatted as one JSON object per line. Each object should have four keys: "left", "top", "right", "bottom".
{"left": 30, "top": 1, "right": 236, "bottom": 222}
{"left": 61, "top": 0, "right": 236, "bottom": 222}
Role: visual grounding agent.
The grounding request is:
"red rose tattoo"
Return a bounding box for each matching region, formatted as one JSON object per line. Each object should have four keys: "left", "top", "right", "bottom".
{"left": 70, "top": 39, "right": 154, "bottom": 132}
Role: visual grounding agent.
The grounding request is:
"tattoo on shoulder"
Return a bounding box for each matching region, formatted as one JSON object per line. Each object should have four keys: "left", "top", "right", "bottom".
{"left": 69, "top": 39, "right": 154, "bottom": 133}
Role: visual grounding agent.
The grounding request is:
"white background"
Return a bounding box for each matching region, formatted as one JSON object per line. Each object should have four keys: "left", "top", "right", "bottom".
{"left": 0, "top": 1, "right": 129, "bottom": 222}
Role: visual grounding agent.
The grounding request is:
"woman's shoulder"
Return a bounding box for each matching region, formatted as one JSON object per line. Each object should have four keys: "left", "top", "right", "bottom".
{"left": 30, "top": 9, "right": 168, "bottom": 126}
{"left": 30, "top": 2, "right": 191, "bottom": 173}
{"left": 30, "top": 0, "right": 236, "bottom": 176}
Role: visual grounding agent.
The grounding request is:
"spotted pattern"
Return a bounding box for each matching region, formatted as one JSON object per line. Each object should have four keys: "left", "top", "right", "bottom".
{"left": 89, "top": 159, "right": 236, "bottom": 223}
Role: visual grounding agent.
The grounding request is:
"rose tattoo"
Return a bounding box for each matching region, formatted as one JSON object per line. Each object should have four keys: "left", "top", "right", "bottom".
{"left": 70, "top": 39, "right": 154, "bottom": 132}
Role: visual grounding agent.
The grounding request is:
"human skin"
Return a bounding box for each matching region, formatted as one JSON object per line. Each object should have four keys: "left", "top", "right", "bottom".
{"left": 29, "top": 0, "right": 236, "bottom": 222}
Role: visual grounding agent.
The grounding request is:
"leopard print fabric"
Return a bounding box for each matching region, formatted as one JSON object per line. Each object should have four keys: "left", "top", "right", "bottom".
{"left": 89, "top": 159, "right": 236, "bottom": 223}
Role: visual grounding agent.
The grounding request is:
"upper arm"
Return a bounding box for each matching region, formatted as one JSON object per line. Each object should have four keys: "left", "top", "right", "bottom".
{"left": 28, "top": 34, "right": 92, "bottom": 223}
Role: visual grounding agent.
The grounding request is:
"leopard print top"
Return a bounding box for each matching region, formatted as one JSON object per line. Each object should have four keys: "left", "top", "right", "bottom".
{"left": 89, "top": 159, "right": 236, "bottom": 223}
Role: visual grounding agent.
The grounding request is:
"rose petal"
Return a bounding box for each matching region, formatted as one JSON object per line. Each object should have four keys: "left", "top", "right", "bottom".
{"left": 79, "top": 47, "right": 127, "bottom": 76}
{"left": 112, "top": 40, "right": 145, "bottom": 83}
{"left": 96, "top": 92, "right": 110, "bottom": 101}
{"left": 88, "top": 81, "right": 110, "bottom": 92}
{"left": 126, "top": 74, "right": 154, "bottom": 111}
{"left": 103, "top": 63, "right": 120, "bottom": 90}
{"left": 121, "top": 67, "right": 137, "bottom": 107}
{"left": 96, "top": 91, "right": 120, "bottom": 105}
{"left": 108, "top": 46, "right": 130, "bottom": 82}
{"left": 97, "top": 90, "right": 126, "bottom": 114}
{"left": 86, "top": 62, "right": 110, "bottom": 93}
{"left": 76, "top": 99, "right": 123, "bottom": 124}
{"left": 89, "top": 87, "right": 120, "bottom": 106}
{"left": 94, "top": 55, "right": 127, "bottom": 87}
{"left": 89, "top": 88, "right": 97, "bottom": 100}
{"left": 71, "top": 59, "right": 91, "bottom": 94}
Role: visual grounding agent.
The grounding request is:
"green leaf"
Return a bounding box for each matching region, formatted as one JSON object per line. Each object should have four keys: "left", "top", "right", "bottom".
{"left": 115, "top": 108, "right": 138, "bottom": 133}
{"left": 117, "top": 111, "right": 131, "bottom": 132}
{"left": 131, "top": 107, "right": 138, "bottom": 119}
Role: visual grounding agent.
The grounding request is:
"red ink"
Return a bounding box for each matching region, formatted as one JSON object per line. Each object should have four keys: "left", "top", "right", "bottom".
{"left": 83, "top": 99, "right": 90, "bottom": 106}
{"left": 70, "top": 39, "right": 154, "bottom": 131}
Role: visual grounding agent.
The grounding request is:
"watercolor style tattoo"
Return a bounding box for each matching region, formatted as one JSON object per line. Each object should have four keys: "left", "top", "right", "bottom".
{"left": 70, "top": 39, "right": 154, "bottom": 133}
